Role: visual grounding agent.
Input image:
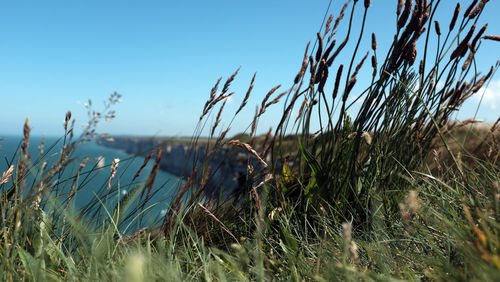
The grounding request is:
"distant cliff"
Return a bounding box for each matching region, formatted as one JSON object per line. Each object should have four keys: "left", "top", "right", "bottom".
{"left": 97, "top": 137, "right": 263, "bottom": 195}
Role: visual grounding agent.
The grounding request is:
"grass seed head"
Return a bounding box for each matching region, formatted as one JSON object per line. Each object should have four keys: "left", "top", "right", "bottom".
{"left": 0, "top": 165, "right": 14, "bottom": 185}
{"left": 107, "top": 158, "right": 120, "bottom": 191}
{"left": 483, "top": 35, "right": 500, "bottom": 42}
{"left": 397, "top": 0, "right": 404, "bottom": 15}
{"left": 434, "top": 20, "right": 441, "bottom": 36}
{"left": 371, "top": 33, "right": 377, "bottom": 50}
{"left": 464, "top": 0, "right": 478, "bottom": 18}
{"left": 450, "top": 3, "right": 461, "bottom": 31}
{"left": 398, "top": 0, "right": 413, "bottom": 29}
{"left": 468, "top": 0, "right": 488, "bottom": 19}
{"left": 315, "top": 32, "right": 324, "bottom": 62}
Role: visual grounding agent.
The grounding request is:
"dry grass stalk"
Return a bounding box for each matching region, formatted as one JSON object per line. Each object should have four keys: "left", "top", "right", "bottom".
{"left": 0, "top": 165, "right": 14, "bottom": 185}
{"left": 434, "top": 20, "right": 441, "bottom": 36}
{"left": 450, "top": 3, "right": 461, "bottom": 31}
{"left": 123, "top": 227, "right": 149, "bottom": 243}
{"left": 324, "top": 14, "right": 333, "bottom": 37}
{"left": 163, "top": 168, "right": 198, "bottom": 234}
{"left": 17, "top": 117, "right": 31, "bottom": 193}
{"left": 483, "top": 35, "right": 500, "bottom": 42}
{"left": 259, "top": 127, "right": 273, "bottom": 157}
{"left": 309, "top": 56, "right": 317, "bottom": 80}
{"left": 200, "top": 77, "right": 235, "bottom": 120}
{"left": 315, "top": 32, "right": 324, "bottom": 62}
{"left": 211, "top": 99, "right": 227, "bottom": 137}
{"left": 38, "top": 137, "right": 45, "bottom": 157}
{"left": 69, "top": 119, "right": 75, "bottom": 140}
{"left": 201, "top": 78, "right": 222, "bottom": 120}
{"left": 322, "top": 39, "right": 336, "bottom": 63}
{"left": 107, "top": 158, "right": 120, "bottom": 191}
{"left": 265, "top": 90, "right": 287, "bottom": 109}
{"left": 236, "top": 73, "right": 256, "bottom": 115}
{"left": 371, "top": 33, "right": 377, "bottom": 50}
{"left": 173, "top": 168, "right": 197, "bottom": 209}
{"left": 464, "top": 1, "right": 478, "bottom": 18}
{"left": 274, "top": 81, "right": 302, "bottom": 137}
{"left": 294, "top": 42, "right": 310, "bottom": 84}
{"left": 197, "top": 203, "right": 240, "bottom": 245}
{"left": 397, "top": 0, "right": 404, "bottom": 15}
{"left": 471, "top": 24, "right": 488, "bottom": 51}
{"left": 471, "top": 66, "right": 494, "bottom": 93}
{"left": 142, "top": 146, "right": 163, "bottom": 204}
{"left": 210, "top": 78, "right": 222, "bottom": 100}
{"left": 405, "top": 40, "right": 418, "bottom": 65}
{"left": 132, "top": 147, "right": 155, "bottom": 182}
{"left": 462, "top": 47, "right": 475, "bottom": 71}
{"left": 250, "top": 105, "right": 259, "bottom": 137}
{"left": 34, "top": 148, "right": 75, "bottom": 201}
{"left": 228, "top": 140, "right": 268, "bottom": 168}
{"left": 332, "top": 64, "right": 344, "bottom": 100}
{"left": 444, "top": 87, "right": 459, "bottom": 106}
{"left": 353, "top": 52, "right": 369, "bottom": 77}
{"left": 215, "top": 127, "right": 231, "bottom": 147}
{"left": 432, "top": 149, "right": 444, "bottom": 175}
{"left": 68, "top": 157, "right": 89, "bottom": 202}
{"left": 22, "top": 117, "right": 30, "bottom": 156}
{"left": 333, "top": 1, "right": 350, "bottom": 33}
{"left": 201, "top": 92, "right": 235, "bottom": 121}
{"left": 490, "top": 117, "right": 500, "bottom": 133}
{"left": 187, "top": 166, "right": 213, "bottom": 207}
{"left": 344, "top": 77, "right": 357, "bottom": 102}
{"left": 451, "top": 24, "right": 476, "bottom": 60}
{"left": 398, "top": 0, "right": 413, "bottom": 29}
{"left": 427, "top": 80, "right": 435, "bottom": 95}
{"left": 458, "top": 118, "right": 483, "bottom": 128}
{"left": 258, "top": 85, "right": 281, "bottom": 117}
{"left": 344, "top": 52, "right": 368, "bottom": 101}
{"left": 327, "top": 1, "right": 350, "bottom": 43}
{"left": 200, "top": 165, "right": 211, "bottom": 191}
{"left": 252, "top": 174, "right": 273, "bottom": 210}
{"left": 64, "top": 111, "right": 71, "bottom": 132}
{"left": 317, "top": 59, "right": 329, "bottom": 92}
{"left": 221, "top": 67, "right": 240, "bottom": 96}
{"left": 468, "top": 0, "right": 488, "bottom": 19}
{"left": 295, "top": 98, "right": 307, "bottom": 124}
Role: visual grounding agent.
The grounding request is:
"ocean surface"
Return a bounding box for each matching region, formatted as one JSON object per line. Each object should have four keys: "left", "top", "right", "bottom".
{"left": 0, "top": 135, "right": 180, "bottom": 230}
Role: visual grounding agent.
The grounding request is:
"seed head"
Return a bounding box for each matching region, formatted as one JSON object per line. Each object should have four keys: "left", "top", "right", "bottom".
{"left": 483, "top": 35, "right": 500, "bottom": 42}
{"left": 371, "top": 33, "right": 377, "bottom": 50}
{"left": 364, "top": 0, "right": 371, "bottom": 9}
{"left": 434, "top": 20, "right": 441, "bottom": 36}
{"left": 449, "top": 3, "right": 460, "bottom": 31}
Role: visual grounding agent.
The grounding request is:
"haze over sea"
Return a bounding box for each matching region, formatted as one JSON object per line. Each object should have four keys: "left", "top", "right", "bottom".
{"left": 0, "top": 135, "right": 179, "bottom": 228}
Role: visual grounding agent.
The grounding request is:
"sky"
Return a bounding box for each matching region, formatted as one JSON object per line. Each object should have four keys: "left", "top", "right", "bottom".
{"left": 0, "top": 0, "right": 499, "bottom": 137}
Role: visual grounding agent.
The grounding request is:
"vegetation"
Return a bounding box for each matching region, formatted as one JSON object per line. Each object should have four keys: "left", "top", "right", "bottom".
{"left": 1, "top": 0, "right": 500, "bottom": 280}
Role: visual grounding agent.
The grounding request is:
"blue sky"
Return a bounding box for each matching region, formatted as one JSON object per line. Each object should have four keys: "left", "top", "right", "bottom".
{"left": 1, "top": 0, "right": 499, "bottom": 137}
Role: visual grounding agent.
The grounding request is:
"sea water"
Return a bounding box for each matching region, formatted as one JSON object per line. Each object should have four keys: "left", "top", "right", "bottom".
{"left": 0, "top": 135, "right": 180, "bottom": 231}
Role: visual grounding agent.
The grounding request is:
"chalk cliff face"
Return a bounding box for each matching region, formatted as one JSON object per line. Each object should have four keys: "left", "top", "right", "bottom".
{"left": 97, "top": 137, "right": 256, "bottom": 195}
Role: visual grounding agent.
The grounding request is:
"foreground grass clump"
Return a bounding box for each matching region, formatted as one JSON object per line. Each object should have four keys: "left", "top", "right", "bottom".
{"left": 1, "top": 151, "right": 499, "bottom": 280}
{"left": 1, "top": 0, "right": 500, "bottom": 280}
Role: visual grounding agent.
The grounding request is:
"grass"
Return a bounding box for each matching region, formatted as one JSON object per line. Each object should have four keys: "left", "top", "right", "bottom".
{"left": 1, "top": 0, "right": 500, "bottom": 280}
